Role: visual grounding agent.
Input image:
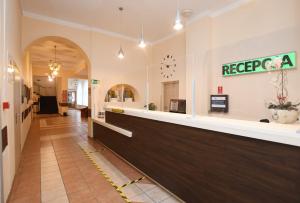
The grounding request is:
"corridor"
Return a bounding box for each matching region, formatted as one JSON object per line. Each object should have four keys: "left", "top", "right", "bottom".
{"left": 7, "top": 110, "right": 179, "bottom": 203}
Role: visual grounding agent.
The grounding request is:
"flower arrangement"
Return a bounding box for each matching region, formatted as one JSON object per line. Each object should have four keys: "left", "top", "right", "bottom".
{"left": 265, "top": 57, "right": 299, "bottom": 123}
{"left": 265, "top": 57, "right": 300, "bottom": 111}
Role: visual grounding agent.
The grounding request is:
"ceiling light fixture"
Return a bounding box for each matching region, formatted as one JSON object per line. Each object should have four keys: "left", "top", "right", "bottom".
{"left": 138, "top": 24, "right": 146, "bottom": 48}
{"left": 7, "top": 64, "right": 14, "bottom": 73}
{"left": 117, "top": 7, "right": 125, "bottom": 59}
{"left": 48, "top": 75, "right": 53, "bottom": 82}
{"left": 173, "top": 0, "right": 183, "bottom": 31}
{"left": 48, "top": 45, "right": 61, "bottom": 79}
{"left": 117, "top": 47, "right": 125, "bottom": 59}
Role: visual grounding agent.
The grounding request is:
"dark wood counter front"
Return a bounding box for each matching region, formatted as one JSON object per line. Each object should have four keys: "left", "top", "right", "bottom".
{"left": 93, "top": 111, "right": 300, "bottom": 203}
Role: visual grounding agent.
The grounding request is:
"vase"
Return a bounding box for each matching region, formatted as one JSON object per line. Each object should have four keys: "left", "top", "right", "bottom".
{"left": 270, "top": 109, "right": 299, "bottom": 124}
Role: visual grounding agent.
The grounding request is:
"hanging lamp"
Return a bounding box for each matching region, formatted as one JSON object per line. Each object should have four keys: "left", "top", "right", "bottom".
{"left": 138, "top": 24, "right": 146, "bottom": 48}
{"left": 117, "top": 7, "right": 125, "bottom": 59}
{"left": 173, "top": 0, "right": 183, "bottom": 30}
{"left": 48, "top": 45, "right": 61, "bottom": 80}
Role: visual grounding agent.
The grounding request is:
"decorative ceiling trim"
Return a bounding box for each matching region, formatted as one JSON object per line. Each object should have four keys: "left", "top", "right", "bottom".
{"left": 209, "top": 0, "right": 252, "bottom": 17}
{"left": 151, "top": 30, "right": 185, "bottom": 46}
{"left": 187, "top": 0, "right": 252, "bottom": 24}
{"left": 23, "top": 11, "right": 138, "bottom": 43}
{"left": 23, "top": 0, "right": 252, "bottom": 46}
{"left": 152, "top": 0, "right": 252, "bottom": 45}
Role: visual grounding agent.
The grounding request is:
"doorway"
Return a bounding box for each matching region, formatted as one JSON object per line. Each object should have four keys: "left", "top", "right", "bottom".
{"left": 163, "top": 81, "right": 179, "bottom": 112}
{"left": 68, "top": 90, "right": 76, "bottom": 108}
{"left": 13, "top": 68, "right": 21, "bottom": 171}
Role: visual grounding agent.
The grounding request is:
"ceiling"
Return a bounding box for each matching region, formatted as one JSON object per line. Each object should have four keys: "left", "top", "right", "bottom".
{"left": 29, "top": 37, "right": 87, "bottom": 71}
{"left": 22, "top": 0, "right": 240, "bottom": 42}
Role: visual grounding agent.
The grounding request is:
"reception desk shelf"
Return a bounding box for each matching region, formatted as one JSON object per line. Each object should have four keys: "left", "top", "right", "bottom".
{"left": 93, "top": 117, "right": 132, "bottom": 138}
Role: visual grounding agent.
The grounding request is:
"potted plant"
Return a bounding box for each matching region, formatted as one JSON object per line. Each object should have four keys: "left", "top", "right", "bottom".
{"left": 108, "top": 90, "right": 118, "bottom": 102}
{"left": 266, "top": 57, "right": 300, "bottom": 124}
{"left": 144, "top": 103, "right": 157, "bottom": 111}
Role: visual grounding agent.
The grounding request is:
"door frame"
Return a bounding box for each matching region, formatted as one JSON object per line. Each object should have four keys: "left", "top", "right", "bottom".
{"left": 161, "top": 80, "right": 179, "bottom": 112}
{"left": 13, "top": 65, "right": 22, "bottom": 172}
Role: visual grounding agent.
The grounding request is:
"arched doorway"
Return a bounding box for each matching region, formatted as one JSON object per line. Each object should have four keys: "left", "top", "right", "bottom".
{"left": 23, "top": 36, "right": 92, "bottom": 134}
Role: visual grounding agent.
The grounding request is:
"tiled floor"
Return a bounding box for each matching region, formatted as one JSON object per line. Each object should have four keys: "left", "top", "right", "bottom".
{"left": 8, "top": 110, "right": 182, "bottom": 203}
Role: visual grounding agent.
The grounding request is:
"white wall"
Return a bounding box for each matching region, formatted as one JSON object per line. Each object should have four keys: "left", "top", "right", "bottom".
{"left": 186, "top": 17, "right": 212, "bottom": 115}
{"left": 0, "top": 0, "right": 32, "bottom": 201}
{"left": 150, "top": 32, "right": 186, "bottom": 111}
{"left": 88, "top": 31, "right": 148, "bottom": 113}
{"left": 2, "top": 0, "right": 21, "bottom": 200}
{"left": 186, "top": 0, "right": 300, "bottom": 121}
{"left": 33, "top": 85, "right": 56, "bottom": 96}
{"left": 22, "top": 0, "right": 300, "bottom": 123}
{"left": 0, "top": 0, "right": 5, "bottom": 201}
{"left": 2, "top": 0, "right": 295, "bottom": 201}
{"left": 22, "top": 16, "right": 148, "bottom": 118}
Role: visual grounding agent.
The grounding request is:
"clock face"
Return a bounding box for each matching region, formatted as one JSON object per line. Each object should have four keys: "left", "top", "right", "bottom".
{"left": 160, "top": 54, "right": 176, "bottom": 79}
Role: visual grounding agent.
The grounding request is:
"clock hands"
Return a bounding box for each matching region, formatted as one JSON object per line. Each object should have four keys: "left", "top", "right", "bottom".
{"left": 161, "top": 54, "right": 176, "bottom": 78}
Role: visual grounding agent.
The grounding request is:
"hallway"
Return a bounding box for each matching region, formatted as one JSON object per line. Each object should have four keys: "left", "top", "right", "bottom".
{"left": 7, "top": 110, "right": 179, "bottom": 203}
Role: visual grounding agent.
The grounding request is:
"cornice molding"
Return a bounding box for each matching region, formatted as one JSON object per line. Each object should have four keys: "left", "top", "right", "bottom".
{"left": 23, "top": 11, "right": 138, "bottom": 43}
{"left": 153, "top": 0, "right": 252, "bottom": 45}
{"left": 209, "top": 0, "right": 252, "bottom": 17}
{"left": 23, "top": 0, "right": 252, "bottom": 46}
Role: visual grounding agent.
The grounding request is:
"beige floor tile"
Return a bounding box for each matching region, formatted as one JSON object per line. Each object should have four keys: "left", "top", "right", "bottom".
{"left": 145, "top": 186, "right": 171, "bottom": 203}
{"left": 160, "top": 196, "right": 182, "bottom": 203}
{"left": 42, "top": 187, "right": 68, "bottom": 202}
{"left": 44, "top": 195, "right": 69, "bottom": 203}
{"left": 131, "top": 193, "right": 154, "bottom": 203}
{"left": 122, "top": 184, "right": 144, "bottom": 199}
{"left": 136, "top": 183, "right": 157, "bottom": 193}
{"left": 9, "top": 110, "right": 181, "bottom": 203}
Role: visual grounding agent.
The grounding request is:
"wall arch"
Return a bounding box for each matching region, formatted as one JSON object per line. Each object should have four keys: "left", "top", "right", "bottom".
{"left": 104, "top": 84, "right": 139, "bottom": 103}
{"left": 21, "top": 16, "right": 92, "bottom": 59}
{"left": 23, "top": 36, "right": 91, "bottom": 69}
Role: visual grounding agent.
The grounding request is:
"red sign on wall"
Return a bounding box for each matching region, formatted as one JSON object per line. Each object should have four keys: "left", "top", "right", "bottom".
{"left": 218, "top": 86, "right": 223, "bottom": 94}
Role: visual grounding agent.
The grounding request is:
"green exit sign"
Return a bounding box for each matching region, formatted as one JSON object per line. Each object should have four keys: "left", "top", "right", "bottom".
{"left": 222, "top": 51, "right": 296, "bottom": 77}
{"left": 91, "top": 79, "right": 99, "bottom": 84}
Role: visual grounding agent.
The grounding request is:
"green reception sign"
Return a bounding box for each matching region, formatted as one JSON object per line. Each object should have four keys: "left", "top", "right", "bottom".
{"left": 222, "top": 51, "right": 296, "bottom": 76}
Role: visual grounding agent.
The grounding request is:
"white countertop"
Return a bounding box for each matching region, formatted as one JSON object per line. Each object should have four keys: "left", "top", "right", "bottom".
{"left": 93, "top": 117, "right": 132, "bottom": 138}
{"left": 99, "top": 107, "right": 300, "bottom": 147}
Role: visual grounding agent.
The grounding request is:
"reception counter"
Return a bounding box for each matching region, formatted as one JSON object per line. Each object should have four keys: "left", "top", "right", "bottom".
{"left": 93, "top": 107, "right": 300, "bottom": 203}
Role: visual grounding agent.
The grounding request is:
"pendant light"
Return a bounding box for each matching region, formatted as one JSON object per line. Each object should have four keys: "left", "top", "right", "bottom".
{"left": 48, "top": 45, "right": 61, "bottom": 81}
{"left": 173, "top": 0, "right": 183, "bottom": 30}
{"left": 138, "top": 24, "right": 146, "bottom": 48}
{"left": 48, "top": 75, "right": 53, "bottom": 82}
{"left": 118, "top": 46, "right": 125, "bottom": 59}
{"left": 117, "top": 7, "right": 125, "bottom": 59}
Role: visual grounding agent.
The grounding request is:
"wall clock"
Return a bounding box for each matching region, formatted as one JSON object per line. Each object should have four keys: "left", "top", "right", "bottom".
{"left": 160, "top": 54, "right": 176, "bottom": 79}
